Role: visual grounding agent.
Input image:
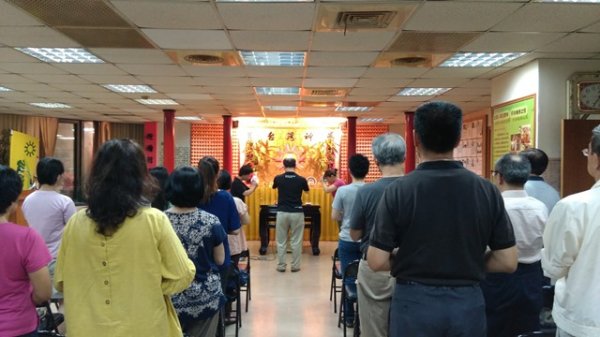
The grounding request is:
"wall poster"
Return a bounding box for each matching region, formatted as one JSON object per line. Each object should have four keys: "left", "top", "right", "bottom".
{"left": 9, "top": 130, "right": 39, "bottom": 190}
{"left": 491, "top": 95, "right": 536, "bottom": 168}
{"left": 454, "top": 115, "right": 486, "bottom": 176}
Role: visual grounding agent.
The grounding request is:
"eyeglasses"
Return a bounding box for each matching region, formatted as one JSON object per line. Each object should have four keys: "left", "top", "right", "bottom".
{"left": 490, "top": 170, "right": 501, "bottom": 177}
{"left": 582, "top": 148, "right": 590, "bottom": 157}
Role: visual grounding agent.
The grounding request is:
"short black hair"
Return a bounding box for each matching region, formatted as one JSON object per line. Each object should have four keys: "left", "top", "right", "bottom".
{"left": 36, "top": 157, "right": 64, "bottom": 186}
{"left": 414, "top": 101, "right": 463, "bottom": 153}
{"left": 520, "top": 148, "right": 548, "bottom": 176}
{"left": 283, "top": 158, "right": 296, "bottom": 168}
{"left": 149, "top": 166, "right": 169, "bottom": 211}
{"left": 217, "top": 169, "right": 232, "bottom": 191}
{"left": 0, "top": 165, "right": 23, "bottom": 215}
{"left": 348, "top": 154, "right": 370, "bottom": 179}
{"left": 495, "top": 153, "right": 531, "bottom": 186}
{"left": 238, "top": 164, "right": 253, "bottom": 177}
{"left": 323, "top": 168, "right": 337, "bottom": 178}
{"left": 165, "top": 166, "right": 204, "bottom": 208}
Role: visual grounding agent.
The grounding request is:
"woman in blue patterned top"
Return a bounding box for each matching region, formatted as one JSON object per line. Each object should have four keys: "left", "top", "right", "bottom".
{"left": 165, "top": 166, "right": 227, "bottom": 337}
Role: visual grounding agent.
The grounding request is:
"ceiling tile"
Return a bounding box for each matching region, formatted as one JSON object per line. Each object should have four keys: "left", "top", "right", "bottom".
{"left": 2, "top": 83, "right": 59, "bottom": 91}
{"left": 303, "top": 78, "right": 358, "bottom": 88}
{"left": 0, "top": 74, "right": 37, "bottom": 83}
{"left": 135, "top": 75, "right": 195, "bottom": 85}
{"left": 349, "top": 87, "right": 399, "bottom": 96}
{"left": 306, "top": 67, "right": 366, "bottom": 78}
{"left": 51, "top": 83, "right": 109, "bottom": 92}
{"left": 362, "top": 67, "right": 429, "bottom": 79}
{"left": 0, "top": 63, "right": 66, "bottom": 74}
{"left": 0, "top": 48, "right": 39, "bottom": 62}
{"left": 583, "top": 20, "right": 600, "bottom": 33}
{"left": 462, "top": 32, "right": 565, "bottom": 52}
{"left": 166, "top": 93, "right": 212, "bottom": 100}
{"left": 408, "top": 78, "right": 469, "bottom": 88}
{"left": 245, "top": 66, "right": 303, "bottom": 78}
{"left": 459, "top": 79, "right": 491, "bottom": 88}
{"left": 78, "top": 74, "right": 143, "bottom": 84}
{"left": 192, "top": 77, "right": 250, "bottom": 86}
{"left": 308, "top": 51, "right": 379, "bottom": 67}
{"left": 0, "top": 27, "right": 79, "bottom": 47}
{"left": 53, "top": 64, "right": 128, "bottom": 75}
{"left": 218, "top": 3, "right": 315, "bottom": 31}
{"left": 90, "top": 48, "right": 173, "bottom": 64}
{"left": 422, "top": 67, "right": 493, "bottom": 79}
{"left": 204, "top": 86, "right": 254, "bottom": 95}
{"left": 22, "top": 74, "right": 89, "bottom": 84}
{"left": 249, "top": 78, "right": 302, "bottom": 87}
{"left": 151, "top": 85, "right": 206, "bottom": 93}
{"left": 405, "top": 2, "right": 522, "bottom": 32}
{"left": 182, "top": 66, "right": 245, "bottom": 77}
{"left": 117, "top": 64, "right": 186, "bottom": 76}
{"left": 111, "top": 1, "right": 222, "bottom": 29}
{"left": 492, "top": 3, "right": 600, "bottom": 33}
{"left": 230, "top": 31, "right": 310, "bottom": 51}
{"left": 0, "top": 1, "right": 43, "bottom": 26}
{"left": 535, "top": 33, "right": 600, "bottom": 53}
{"left": 388, "top": 32, "right": 480, "bottom": 53}
{"left": 343, "top": 95, "right": 391, "bottom": 102}
{"left": 355, "top": 78, "right": 412, "bottom": 88}
{"left": 142, "top": 29, "right": 232, "bottom": 49}
{"left": 312, "top": 32, "right": 397, "bottom": 51}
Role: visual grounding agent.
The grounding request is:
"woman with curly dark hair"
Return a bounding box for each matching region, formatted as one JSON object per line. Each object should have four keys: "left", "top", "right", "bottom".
{"left": 54, "top": 139, "right": 195, "bottom": 337}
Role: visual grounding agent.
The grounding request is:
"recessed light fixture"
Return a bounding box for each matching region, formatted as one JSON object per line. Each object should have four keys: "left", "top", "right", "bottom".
{"left": 255, "top": 87, "right": 300, "bottom": 95}
{"left": 30, "top": 103, "right": 72, "bottom": 109}
{"left": 135, "top": 99, "right": 179, "bottom": 105}
{"left": 103, "top": 84, "right": 156, "bottom": 93}
{"left": 335, "top": 106, "right": 372, "bottom": 112}
{"left": 264, "top": 106, "right": 298, "bottom": 111}
{"left": 16, "top": 48, "right": 104, "bottom": 63}
{"left": 397, "top": 88, "right": 451, "bottom": 96}
{"left": 0, "top": 86, "right": 12, "bottom": 92}
{"left": 440, "top": 52, "right": 525, "bottom": 68}
{"left": 240, "top": 51, "right": 305, "bottom": 66}
{"left": 360, "top": 118, "right": 384, "bottom": 123}
{"left": 175, "top": 116, "right": 202, "bottom": 121}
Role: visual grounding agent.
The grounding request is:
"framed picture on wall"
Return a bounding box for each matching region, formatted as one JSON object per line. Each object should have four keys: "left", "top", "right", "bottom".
{"left": 454, "top": 114, "right": 487, "bottom": 176}
{"left": 490, "top": 95, "right": 536, "bottom": 169}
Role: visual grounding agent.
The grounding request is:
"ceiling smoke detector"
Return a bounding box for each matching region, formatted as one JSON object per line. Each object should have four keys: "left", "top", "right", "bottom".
{"left": 391, "top": 56, "right": 428, "bottom": 66}
{"left": 184, "top": 54, "right": 225, "bottom": 65}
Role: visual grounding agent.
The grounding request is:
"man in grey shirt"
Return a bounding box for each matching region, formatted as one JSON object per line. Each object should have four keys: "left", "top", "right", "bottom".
{"left": 521, "top": 148, "right": 560, "bottom": 213}
{"left": 349, "top": 133, "right": 406, "bottom": 337}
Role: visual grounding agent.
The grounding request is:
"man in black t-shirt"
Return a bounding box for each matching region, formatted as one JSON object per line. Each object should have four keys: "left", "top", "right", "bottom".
{"left": 231, "top": 164, "right": 257, "bottom": 203}
{"left": 368, "top": 101, "right": 518, "bottom": 337}
{"left": 272, "top": 158, "right": 309, "bottom": 272}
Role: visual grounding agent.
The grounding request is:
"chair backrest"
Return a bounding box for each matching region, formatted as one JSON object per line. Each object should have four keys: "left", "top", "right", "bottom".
{"left": 343, "top": 260, "right": 360, "bottom": 281}
{"left": 239, "top": 249, "right": 250, "bottom": 272}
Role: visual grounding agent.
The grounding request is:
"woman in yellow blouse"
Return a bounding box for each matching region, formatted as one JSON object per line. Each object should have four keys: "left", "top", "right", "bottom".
{"left": 54, "top": 139, "right": 195, "bottom": 337}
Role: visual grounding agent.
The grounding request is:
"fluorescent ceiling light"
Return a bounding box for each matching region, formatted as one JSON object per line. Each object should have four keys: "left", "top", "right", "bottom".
{"left": 30, "top": 103, "right": 72, "bottom": 109}
{"left": 0, "top": 86, "right": 12, "bottom": 92}
{"left": 397, "top": 88, "right": 451, "bottom": 96}
{"left": 175, "top": 116, "right": 202, "bottom": 121}
{"left": 440, "top": 52, "right": 525, "bottom": 68}
{"left": 264, "top": 106, "right": 297, "bottom": 111}
{"left": 240, "top": 51, "right": 305, "bottom": 66}
{"left": 16, "top": 48, "right": 104, "bottom": 63}
{"left": 335, "top": 106, "right": 372, "bottom": 112}
{"left": 255, "top": 87, "right": 300, "bottom": 95}
{"left": 360, "top": 118, "right": 384, "bottom": 123}
{"left": 103, "top": 84, "right": 156, "bottom": 93}
{"left": 135, "top": 99, "right": 179, "bottom": 105}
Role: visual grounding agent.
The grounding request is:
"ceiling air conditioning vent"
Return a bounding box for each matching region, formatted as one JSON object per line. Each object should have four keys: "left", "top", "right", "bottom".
{"left": 335, "top": 11, "right": 396, "bottom": 29}
{"left": 391, "top": 56, "right": 429, "bottom": 66}
{"left": 304, "top": 88, "right": 348, "bottom": 97}
{"left": 184, "top": 54, "right": 224, "bottom": 65}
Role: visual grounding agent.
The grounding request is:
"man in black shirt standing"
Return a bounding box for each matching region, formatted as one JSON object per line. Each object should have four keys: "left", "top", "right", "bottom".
{"left": 368, "top": 101, "right": 518, "bottom": 337}
{"left": 272, "top": 158, "right": 309, "bottom": 272}
{"left": 231, "top": 164, "right": 258, "bottom": 203}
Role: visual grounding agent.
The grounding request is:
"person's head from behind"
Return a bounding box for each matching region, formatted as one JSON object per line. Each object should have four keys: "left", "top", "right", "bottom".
{"left": 520, "top": 148, "right": 548, "bottom": 176}
{"left": 0, "top": 165, "right": 23, "bottom": 216}
{"left": 348, "top": 154, "right": 370, "bottom": 180}
{"left": 414, "top": 101, "right": 462, "bottom": 154}
{"left": 165, "top": 166, "right": 204, "bottom": 208}
{"left": 587, "top": 124, "right": 600, "bottom": 179}
{"left": 323, "top": 168, "right": 338, "bottom": 183}
{"left": 36, "top": 157, "right": 65, "bottom": 187}
{"left": 217, "top": 170, "right": 232, "bottom": 191}
{"left": 494, "top": 153, "right": 531, "bottom": 189}
{"left": 197, "top": 156, "right": 219, "bottom": 203}
{"left": 372, "top": 133, "right": 406, "bottom": 167}
{"left": 283, "top": 157, "right": 296, "bottom": 170}
{"left": 86, "top": 139, "right": 155, "bottom": 236}
{"left": 238, "top": 164, "right": 254, "bottom": 181}
{"left": 149, "top": 166, "right": 169, "bottom": 210}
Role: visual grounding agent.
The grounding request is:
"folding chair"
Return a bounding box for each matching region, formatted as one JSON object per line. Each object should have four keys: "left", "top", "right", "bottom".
{"left": 238, "top": 249, "right": 251, "bottom": 312}
{"left": 330, "top": 248, "right": 342, "bottom": 313}
{"left": 37, "top": 301, "right": 64, "bottom": 337}
{"left": 338, "top": 260, "right": 360, "bottom": 337}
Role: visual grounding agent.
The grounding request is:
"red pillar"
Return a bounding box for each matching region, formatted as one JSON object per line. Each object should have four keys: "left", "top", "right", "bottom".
{"left": 347, "top": 116, "right": 357, "bottom": 163}
{"left": 163, "top": 109, "right": 175, "bottom": 172}
{"left": 223, "top": 115, "right": 233, "bottom": 174}
{"left": 404, "top": 111, "right": 415, "bottom": 173}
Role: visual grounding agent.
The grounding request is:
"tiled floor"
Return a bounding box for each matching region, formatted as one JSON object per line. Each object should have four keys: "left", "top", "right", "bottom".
{"left": 226, "top": 240, "right": 348, "bottom": 337}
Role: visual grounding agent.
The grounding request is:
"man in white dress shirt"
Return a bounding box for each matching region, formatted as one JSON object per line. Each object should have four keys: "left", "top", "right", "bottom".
{"left": 542, "top": 124, "right": 600, "bottom": 337}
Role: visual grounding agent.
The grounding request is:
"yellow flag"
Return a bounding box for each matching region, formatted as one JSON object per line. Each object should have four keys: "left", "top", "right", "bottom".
{"left": 9, "top": 130, "right": 39, "bottom": 190}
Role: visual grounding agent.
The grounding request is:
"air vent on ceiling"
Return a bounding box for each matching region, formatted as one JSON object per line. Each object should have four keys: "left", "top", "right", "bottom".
{"left": 335, "top": 11, "right": 396, "bottom": 29}
{"left": 391, "top": 56, "right": 429, "bottom": 66}
{"left": 303, "top": 88, "right": 348, "bottom": 97}
{"left": 184, "top": 54, "right": 225, "bottom": 65}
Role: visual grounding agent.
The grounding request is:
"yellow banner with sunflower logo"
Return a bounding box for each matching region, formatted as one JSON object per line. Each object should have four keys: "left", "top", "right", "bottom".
{"left": 9, "top": 130, "right": 39, "bottom": 190}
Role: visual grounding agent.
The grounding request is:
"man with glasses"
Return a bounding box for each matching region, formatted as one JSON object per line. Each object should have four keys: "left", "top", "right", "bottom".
{"left": 542, "top": 125, "right": 600, "bottom": 337}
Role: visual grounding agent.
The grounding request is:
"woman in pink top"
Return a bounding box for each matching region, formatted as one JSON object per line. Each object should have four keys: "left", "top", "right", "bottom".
{"left": 0, "top": 165, "right": 52, "bottom": 337}
{"left": 323, "top": 168, "right": 345, "bottom": 198}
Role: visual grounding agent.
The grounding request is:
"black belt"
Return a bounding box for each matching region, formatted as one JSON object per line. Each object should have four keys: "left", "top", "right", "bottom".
{"left": 396, "top": 279, "right": 478, "bottom": 288}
